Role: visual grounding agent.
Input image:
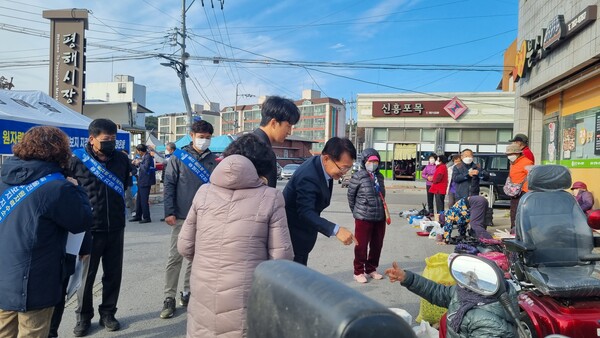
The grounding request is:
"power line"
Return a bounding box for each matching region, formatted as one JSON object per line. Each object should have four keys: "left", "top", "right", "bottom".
{"left": 142, "top": 0, "right": 180, "bottom": 22}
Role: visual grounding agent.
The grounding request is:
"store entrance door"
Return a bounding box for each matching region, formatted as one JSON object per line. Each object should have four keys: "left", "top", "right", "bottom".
{"left": 392, "top": 143, "right": 417, "bottom": 181}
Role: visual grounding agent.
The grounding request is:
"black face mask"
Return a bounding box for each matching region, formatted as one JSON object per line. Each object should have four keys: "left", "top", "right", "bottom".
{"left": 99, "top": 140, "right": 116, "bottom": 155}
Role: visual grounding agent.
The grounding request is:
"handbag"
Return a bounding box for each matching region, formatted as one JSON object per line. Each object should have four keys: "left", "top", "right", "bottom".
{"left": 503, "top": 176, "right": 526, "bottom": 197}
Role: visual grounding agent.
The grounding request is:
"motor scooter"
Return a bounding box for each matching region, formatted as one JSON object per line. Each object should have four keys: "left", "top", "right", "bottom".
{"left": 501, "top": 165, "right": 600, "bottom": 338}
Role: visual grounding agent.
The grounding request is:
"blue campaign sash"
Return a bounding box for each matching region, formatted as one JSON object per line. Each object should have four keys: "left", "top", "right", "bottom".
{"left": 0, "top": 172, "right": 64, "bottom": 223}
{"left": 171, "top": 149, "right": 211, "bottom": 184}
{"left": 73, "top": 149, "right": 125, "bottom": 198}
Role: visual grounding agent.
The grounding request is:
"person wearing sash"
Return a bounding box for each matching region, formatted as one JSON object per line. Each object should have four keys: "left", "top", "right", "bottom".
{"left": 253, "top": 96, "right": 300, "bottom": 188}
{"left": 347, "top": 149, "right": 389, "bottom": 284}
{"left": 129, "top": 144, "right": 155, "bottom": 223}
{"left": 160, "top": 120, "right": 218, "bottom": 319}
{"left": 0, "top": 126, "right": 92, "bottom": 338}
{"left": 68, "top": 119, "right": 131, "bottom": 336}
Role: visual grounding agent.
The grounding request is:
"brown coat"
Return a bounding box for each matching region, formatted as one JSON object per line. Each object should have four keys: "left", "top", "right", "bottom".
{"left": 178, "top": 155, "right": 293, "bottom": 338}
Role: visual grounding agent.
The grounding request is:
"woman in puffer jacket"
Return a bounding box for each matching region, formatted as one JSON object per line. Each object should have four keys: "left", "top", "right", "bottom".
{"left": 385, "top": 261, "right": 517, "bottom": 338}
{"left": 347, "top": 148, "right": 387, "bottom": 284}
{"left": 177, "top": 134, "right": 293, "bottom": 338}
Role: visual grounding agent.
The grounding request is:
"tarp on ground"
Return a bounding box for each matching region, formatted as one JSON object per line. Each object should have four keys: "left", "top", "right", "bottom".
{"left": 155, "top": 134, "right": 235, "bottom": 153}
{"left": 0, "top": 90, "right": 130, "bottom": 154}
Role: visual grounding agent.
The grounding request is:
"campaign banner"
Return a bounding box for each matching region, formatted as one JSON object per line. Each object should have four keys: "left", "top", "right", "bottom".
{"left": 0, "top": 119, "right": 129, "bottom": 155}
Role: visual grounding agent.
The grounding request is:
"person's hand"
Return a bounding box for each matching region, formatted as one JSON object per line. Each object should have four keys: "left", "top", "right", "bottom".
{"left": 66, "top": 177, "right": 79, "bottom": 186}
{"left": 165, "top": 215, "right": 177, "bottom": 226}
{"left": 427, "top": 176, "right": 433, "bottom": 181}
{"left": 79, "top": 254, "right": 89, "bottom": 260}
{"left": 385, "top": 262, "right": 406, "bottom": 283}
{"left": 469, "top": 169, "right": 479, "bottom": 176}
{"left": 336, "top": 227, "right": 358, "bottom": 246}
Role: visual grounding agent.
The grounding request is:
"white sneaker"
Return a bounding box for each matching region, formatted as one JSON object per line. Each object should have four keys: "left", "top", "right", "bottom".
{"left": 368, "top": 271, "right": 384, "bottom": 280}
{"left": 354, "top": 274, "right": 368, "bottom": 283}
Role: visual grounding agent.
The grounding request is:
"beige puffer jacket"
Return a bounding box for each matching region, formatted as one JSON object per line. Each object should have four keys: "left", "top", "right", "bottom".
{"left": 178, "top": 155, "right": 293, "bottom": 338}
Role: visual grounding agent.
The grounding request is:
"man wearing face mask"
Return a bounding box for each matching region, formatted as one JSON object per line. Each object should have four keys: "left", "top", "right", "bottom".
{"left": 452, "top": 149, "right": 487, "bottom": 200}
{"left": 160, "top": 120, "right": 217, "bottom": 319}
{"left": 130, "top": 144, "right": 156, "bottom": 223}
{"left": 68, "top": 119, "right": 132, "bottom": 336}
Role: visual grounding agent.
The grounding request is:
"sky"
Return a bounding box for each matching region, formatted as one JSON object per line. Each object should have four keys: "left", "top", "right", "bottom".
{"left": 0, "top": 0, "right": 518, "bottom": 117}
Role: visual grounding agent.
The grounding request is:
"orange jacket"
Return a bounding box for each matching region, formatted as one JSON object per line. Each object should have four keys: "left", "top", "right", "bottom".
{"left": 509, "top": 155, "right": 534, "bottom": 192}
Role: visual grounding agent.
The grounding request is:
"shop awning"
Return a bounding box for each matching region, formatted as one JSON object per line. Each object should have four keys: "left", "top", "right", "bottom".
{"left": 394, "top": 144, "right": 417, "bottom": 160}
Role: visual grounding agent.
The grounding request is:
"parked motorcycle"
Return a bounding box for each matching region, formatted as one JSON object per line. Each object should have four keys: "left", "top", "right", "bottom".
{"left": 501, "top": 165, "right": 600, "bottom": 338}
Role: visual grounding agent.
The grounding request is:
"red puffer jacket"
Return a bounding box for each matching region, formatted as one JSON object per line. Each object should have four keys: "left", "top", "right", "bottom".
{"left": 429, "top": 164, "right": 448, "bottom": 195}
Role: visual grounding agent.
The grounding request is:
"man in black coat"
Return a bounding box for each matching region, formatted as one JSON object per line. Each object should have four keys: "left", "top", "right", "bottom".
{"left": 452, "top": 148, "right": 487, "bottom": 200}
{"left": 253, "top": 96, "right": 300, "bottom": 188}
{"left": 283, "top": 137, "right": 358, "bottom": 266}
{"left": 68, "top": 119, "right": 131, "bottom": 336}
{"left": 130, "top": 144, "right": 156, "bottom": 223}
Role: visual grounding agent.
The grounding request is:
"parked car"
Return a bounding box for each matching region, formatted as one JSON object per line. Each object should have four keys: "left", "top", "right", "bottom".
{"left": 276, "top": 162, "right": 283, "bottom": 180}
{"left": 473, "top": 154, "right": 510, "bottom": 204}
{"left": 281, "top": 164, "right": 300, "bottom": 180}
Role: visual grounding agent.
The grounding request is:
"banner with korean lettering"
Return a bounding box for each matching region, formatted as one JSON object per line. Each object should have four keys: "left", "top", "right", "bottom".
{"left": 0, "top": 90, "right": 129, "bottom": 155}
{"left": 0, "top": 119, "right": 129, "bottom": 155}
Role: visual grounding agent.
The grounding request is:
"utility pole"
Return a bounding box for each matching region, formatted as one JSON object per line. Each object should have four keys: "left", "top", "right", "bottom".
{"left": 234, "top": 82, "right": 255, "bottom": 133}
{"left": 180, "top": 0, "right": 193, "bottom": 133}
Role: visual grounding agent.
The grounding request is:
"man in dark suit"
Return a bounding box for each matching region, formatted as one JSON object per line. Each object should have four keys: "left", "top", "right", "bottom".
{"left": 254, "top": 96, "right": 300, "bottom": 188}
{"left": 283, "top": 137, "right": 358, "bottom": 265}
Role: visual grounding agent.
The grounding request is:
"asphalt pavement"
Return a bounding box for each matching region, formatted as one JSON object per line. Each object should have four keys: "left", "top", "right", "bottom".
{"left": 56, "top": 180, "right": 511, "bottom": 337}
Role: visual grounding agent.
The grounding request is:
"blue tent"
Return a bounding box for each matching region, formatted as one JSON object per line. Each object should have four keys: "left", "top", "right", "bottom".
{"left": 156, "top": 134, "right": 235, "bottom": 153}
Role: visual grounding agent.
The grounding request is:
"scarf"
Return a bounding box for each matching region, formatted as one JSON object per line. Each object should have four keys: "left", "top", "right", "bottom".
{"left": 448, "top": 286, "right": 497, "bottom": 333}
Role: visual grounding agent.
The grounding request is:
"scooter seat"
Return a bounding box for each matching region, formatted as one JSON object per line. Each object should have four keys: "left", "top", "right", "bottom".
{"left": 525, "top": 264, "right": 600, "bottom": 298}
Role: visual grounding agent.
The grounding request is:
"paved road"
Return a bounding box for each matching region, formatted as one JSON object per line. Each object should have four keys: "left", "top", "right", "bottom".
{"left": 56, "top": 180, "right": 511, "bottom": 337}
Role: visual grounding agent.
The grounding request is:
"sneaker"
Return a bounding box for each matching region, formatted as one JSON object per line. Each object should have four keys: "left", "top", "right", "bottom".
{"left": 99, "top": 314, "right": 120, "bottom": 331}
{"left": 353, "top": 274, "right": 368, "bottom": 283}
{"left": 368, "top": 271, "right": 384, "bottom": 280}
{"left": 73, "top": 319, "right": 91, "bottom": 337}
{"left": 179, "top": 291, "right": 190, "bottom": 307}
{"left": 160, "top": 297, "right": 176, "bottom": 319}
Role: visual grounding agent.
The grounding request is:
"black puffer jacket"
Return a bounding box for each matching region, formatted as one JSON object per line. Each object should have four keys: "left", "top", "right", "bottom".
{"left": 68, "top": 143, "right": 131, "bottom": 232}
{"left": 347, "top": 148, "right": 386, "bottom": 222}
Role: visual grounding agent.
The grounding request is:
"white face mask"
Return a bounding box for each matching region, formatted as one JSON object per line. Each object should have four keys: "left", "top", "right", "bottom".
{"left": 365, "top": 163, "right": 378, "bottom": 173}
{"left": 429, "top": 159, "right": 435, "bottom": 164}
{"left": 507, "top": 155, "right": 518, "bottom": 162}
{"left": 435, "top": 160, "right": 440, "bottom": 165}
{"left": 462, "top": 157, "right": 473, "bottom": 165}
{"left": 194, "top": 138, "right": 211, "bottom": 152}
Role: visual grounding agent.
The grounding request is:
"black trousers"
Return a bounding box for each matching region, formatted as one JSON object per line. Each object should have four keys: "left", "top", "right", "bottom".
{"left": 78, "top": 229, "right": 124, "bottom": 320}
{"left": 426, "top": 185, "right": 435, "bottom": 213}
{"left": 434, "top": 194, "right": 445, "bottom": 215}
{"left": 293, "top": 254, "right": 309, "bottom": 266}
{"left": 136, "top": 186, "right": 151, "bottom": 220}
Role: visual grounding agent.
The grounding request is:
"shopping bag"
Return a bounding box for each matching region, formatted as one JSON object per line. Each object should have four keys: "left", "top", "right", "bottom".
{"left": 412, "top": 320, "right": 439, "bottom": 338}
{"left": 415, "top": 252, "right": 455, "bottom": 325}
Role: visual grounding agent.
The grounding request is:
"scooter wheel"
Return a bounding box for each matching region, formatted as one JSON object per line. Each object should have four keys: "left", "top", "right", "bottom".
{"left": 519, "top": 313, "right": 538, "bottom": 338}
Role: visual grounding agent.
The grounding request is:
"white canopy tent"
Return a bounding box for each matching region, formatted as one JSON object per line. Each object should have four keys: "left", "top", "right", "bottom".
{"left": 0, "top": 90, "right": 130, "bottom": 155}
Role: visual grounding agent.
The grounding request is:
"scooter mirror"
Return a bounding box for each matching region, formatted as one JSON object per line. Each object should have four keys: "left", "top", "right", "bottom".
{"left": 449, "top": 254, "right": 504, "bottom": 297}
{"left": 588, "top": 209, "right": 600, "bottom": 230}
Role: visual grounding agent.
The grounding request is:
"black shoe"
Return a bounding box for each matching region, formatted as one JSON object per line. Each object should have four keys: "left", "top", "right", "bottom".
{"left": 73, "top": 319, "right": 91, "bottom": 337}
{"left": 99, "top": 314, "right": 120, "bottom": 331}
{"left": 128, "top": 217, "right": 141, "bottom": 222}
{"left": 179, "top": 291, "right": 190, "bottom": 307}
{"left": 139, "top": 219, "right": 151, "bottom": 224}
{"left": 48, "top": 328, "right": 58, "bottom": 338}
{"left": 160, "top": 297, "right": 176, "bottom": 319}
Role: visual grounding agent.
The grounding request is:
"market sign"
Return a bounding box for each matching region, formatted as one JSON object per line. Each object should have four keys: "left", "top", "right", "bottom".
{"left": 514, "top": 5, "right": 597, "bottom": 82}
{"left": 372, "top": 98, "right": 468, "bottom": 120}
{"left": 43, "top": 9, "right": 88, "bottom": 113}
{"left": 595, "top": 111, "right": 600, "bottom": 155}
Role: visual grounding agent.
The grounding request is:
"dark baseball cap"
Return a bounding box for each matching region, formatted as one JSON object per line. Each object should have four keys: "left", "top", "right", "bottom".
{"left": 509, "top": 133, "right": 528, "bottom": 144}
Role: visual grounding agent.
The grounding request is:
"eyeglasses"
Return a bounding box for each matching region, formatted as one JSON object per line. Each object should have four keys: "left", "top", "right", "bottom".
{"left": 332, "top": 160, "right": 351, "bottom": 173}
